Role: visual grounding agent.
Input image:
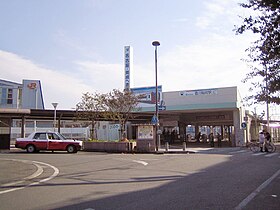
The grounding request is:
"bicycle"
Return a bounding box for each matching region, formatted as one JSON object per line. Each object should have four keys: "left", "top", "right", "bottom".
{"left": 249, "top": 141, "right": 276, "bottom": 153}
{"left": 266, "top": 141, "right": 276, "bottom": 153}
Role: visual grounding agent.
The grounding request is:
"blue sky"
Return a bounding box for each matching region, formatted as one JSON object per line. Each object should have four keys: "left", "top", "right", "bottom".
{"left": 1, "top": 0, "right": 271, "bottom": 114}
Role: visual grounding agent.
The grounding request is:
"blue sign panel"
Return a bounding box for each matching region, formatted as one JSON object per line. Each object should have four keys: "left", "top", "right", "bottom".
{"left": 241, "top": 122, "right": 247, "bottom": 129}
{"left": 151, "top": 115, "right": 158, "bottom": 124}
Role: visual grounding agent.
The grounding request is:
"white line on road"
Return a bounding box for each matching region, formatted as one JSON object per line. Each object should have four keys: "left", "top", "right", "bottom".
{"left": 132, "top": 160, "right": 148, "bottom": 166}
{"left": 264, "top": 153, "right": 278, "bottom": 157}
{"left": 235, "top": 168, "right": 280, "bottom": 210}
{"left": 29, "top": 160, "right": 60, "bottom": 185}
{"left": 0, "top": 159, "right": 59, "bottom": 195}
{"left": 2, "top": 162, "right": 43, "bottom": 187}
{"left": 139, "top": 159, "right": 159, "bottom": 161}
{"left": 229, "top": 150, "right": 248, "bottom": 154}
{"left": 252, "top": 153, "right": 265, "bottom": 156}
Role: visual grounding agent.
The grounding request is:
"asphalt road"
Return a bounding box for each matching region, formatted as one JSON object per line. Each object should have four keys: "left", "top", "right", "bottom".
{"left": 0, "top": 147, "right": 280, "bottom": 210}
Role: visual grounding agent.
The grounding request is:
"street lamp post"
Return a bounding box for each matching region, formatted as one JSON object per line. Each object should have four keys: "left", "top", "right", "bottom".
{"left": 152, "top": 40, "right": 160, "bottom": 151}
{"left": 52, "top": 102, "right": 58, "bottom": 132}
{"left": 265, "top": 64, "right": 270, "bottom": 133}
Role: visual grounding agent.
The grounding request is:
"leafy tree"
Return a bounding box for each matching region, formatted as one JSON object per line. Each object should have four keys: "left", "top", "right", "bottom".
{"left": 75, "top": 92, "right": 104, "bottom": 140}
{"left": 101, "top": 89, "right": 141, "bottom": 141}
{"left": 235, "top": 0, "right": 280, "bottom": 104}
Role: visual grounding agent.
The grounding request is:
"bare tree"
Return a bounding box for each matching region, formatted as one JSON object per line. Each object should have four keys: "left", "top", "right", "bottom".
{"left": 101, "top": 89, "right": 141, "bottom": 141}
{"left": 75, "top": 92, "right": 104, "bottom": 140}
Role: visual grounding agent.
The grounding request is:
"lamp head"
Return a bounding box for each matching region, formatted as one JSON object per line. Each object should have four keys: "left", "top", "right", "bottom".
{"left": 152, "top": 41, "right": 160, "bottom": 47}
{"left": 52, "top": 103, "right": 58, "bottom": 109}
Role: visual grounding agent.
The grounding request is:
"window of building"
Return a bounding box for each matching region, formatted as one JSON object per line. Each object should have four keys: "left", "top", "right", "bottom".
{"left": 0, "top": 88, "right": 14, "bottom": 105}
{"left": 7, "top": 88, "right": 13, "bottom": 104}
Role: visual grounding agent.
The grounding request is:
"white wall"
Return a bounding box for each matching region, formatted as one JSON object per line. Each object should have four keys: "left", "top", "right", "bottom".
{"left": 163, "top": 86, "right": 238, "bottom": 107}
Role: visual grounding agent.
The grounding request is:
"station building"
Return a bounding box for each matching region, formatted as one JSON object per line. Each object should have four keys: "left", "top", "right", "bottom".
{"left": 0, "top": 79, "right": 247, "bottom": 148}
{"left": 131, "top": 86, "right": 247, "bottom": 147}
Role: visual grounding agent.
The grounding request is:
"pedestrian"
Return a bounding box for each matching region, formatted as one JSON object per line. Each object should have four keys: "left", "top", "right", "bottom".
{"left": 166, "top": 130, "right": 171, "bottom": 144}
{"left": 171, "top": 130, "right": 176, "bottom": 144}
{"left": 264, "top": 131, "right": 271, "bottom": 152}
{"left": 259, "top": 131, "right": 265, "bottom": 152}
{"left": 265, "top": 131, "right": 271, "bottom": 142}
{"left": 163, "top": 128, "right": 167, "bottom": 143}
{"left": 196, "top": 132, "right": 201, "bottom": 143}
{"left": 217, "top": 133, "right": 222, "bottom": 147}
{"left": 209, "top": 133, "right": 214, "bottom": 147}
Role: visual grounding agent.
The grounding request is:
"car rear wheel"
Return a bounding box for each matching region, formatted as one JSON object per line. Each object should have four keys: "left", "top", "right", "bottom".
{"left": 67, "top": 145, "right": 77, "bottom": 153}
{"left": 26, "top": 144, "right": 36, "bottom": 153}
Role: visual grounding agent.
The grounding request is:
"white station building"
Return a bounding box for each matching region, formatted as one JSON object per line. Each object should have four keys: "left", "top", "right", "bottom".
{"left": 130, "top": 85, "right": 247, "bottom": 147}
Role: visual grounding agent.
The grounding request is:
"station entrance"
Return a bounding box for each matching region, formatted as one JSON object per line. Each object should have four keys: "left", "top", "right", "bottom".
{"left": 160, "top": 110, "right": 238, "bottom": 147}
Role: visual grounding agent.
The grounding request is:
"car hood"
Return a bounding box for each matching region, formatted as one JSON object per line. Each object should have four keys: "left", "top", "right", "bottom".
{"left": 66, "top": 139, "right": 82, "bottom": 142}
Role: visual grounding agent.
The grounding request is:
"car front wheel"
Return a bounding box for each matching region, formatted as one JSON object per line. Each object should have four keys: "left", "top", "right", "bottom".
{"left": 67, "top": 145, "right": 77, "bottom": 153}
{"left": 26, "top": 144, "right": 36, "bottom": 153}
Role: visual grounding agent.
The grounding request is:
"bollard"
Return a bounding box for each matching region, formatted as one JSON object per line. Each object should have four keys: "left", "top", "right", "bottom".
{"left": 165, "top": 142, "right": 169, "bottom": 151}
{"left": 183, "top": 142, "right": 186, "bottom": 151}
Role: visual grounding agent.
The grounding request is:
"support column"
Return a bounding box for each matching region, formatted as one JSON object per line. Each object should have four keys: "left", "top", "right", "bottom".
{"left": 221, "top": 125, "right": 224, "bottom": 139}
{"left": 21, "top": 116, "right": 25, "bottom": 138}
{"left": 178, "top": 121, "right": 186, "bottom": 142}
{"left": 195, "top": 124, "right": 200, "bottom": 142}
{"left": 58, "top": 117, "right": 61, "bottom": 133}
{"left": 233, "top": 109, "right": 245, "bottom": 147}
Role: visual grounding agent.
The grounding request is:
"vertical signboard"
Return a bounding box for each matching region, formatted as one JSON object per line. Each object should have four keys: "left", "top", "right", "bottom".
{"left": 22, "top": 80, "right": 45, "bottom": 109}
{"left": 137, "top": 125, "right": 154, "bottom": 140}
{"left": 124, "top": 46, "right": 133, "bottom": 91}
{"left": 136, "top": 124, "right": 155, "bottom": 152}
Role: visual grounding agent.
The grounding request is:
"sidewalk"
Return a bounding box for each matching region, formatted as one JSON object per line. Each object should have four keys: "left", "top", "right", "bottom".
{"left": 157, "top": 146, "right": 240, "bottom": 154}
{"left": 3, "top": 143, "right": 278, "bottom": 154}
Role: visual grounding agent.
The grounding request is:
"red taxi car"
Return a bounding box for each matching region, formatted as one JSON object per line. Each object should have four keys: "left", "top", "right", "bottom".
{"left": 15, "top": 131, "right": 83, "bottom": 153}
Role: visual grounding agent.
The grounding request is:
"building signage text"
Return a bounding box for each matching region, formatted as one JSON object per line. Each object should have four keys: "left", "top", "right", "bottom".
{"left": 124, "top": 46, "right": 130, "bottom": 90}
{"left": 179, "top": 89, "right": 217, "bottom": 96}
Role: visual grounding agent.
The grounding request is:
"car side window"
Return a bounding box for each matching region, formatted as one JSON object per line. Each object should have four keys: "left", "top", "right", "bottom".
{"left": 53, "top": 133, "right": 61, "bottom": 140}
{"left": 33, "top": 133, "right": 47, "bottom": 140}
{"left": 47, "top": 133, "right": 61, "bottom": 140}
{"left": 39, "top": 133, "right": 47, "bottom": 140}
{"left": 48, "top": 134, "right": 53, "bottom": 139}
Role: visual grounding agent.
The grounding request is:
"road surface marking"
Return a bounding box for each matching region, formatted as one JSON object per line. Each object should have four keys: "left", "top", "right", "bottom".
{"left": 2, "top": 162, "right": 43, "bottom": 187}
{"left": 132, "top": 160, "right": 148, "bottom": 166}
{"left": 235, "top": 168, "right": 280, "bottom": 210}
{"left": 264, "top": 153, "right": 278, "bottom": 157}
{"left": 0, "top": 159, "right": 59, "bottom": 195}
{"left": 29, "top": 160, "right": 60, "bottom": 185}
{"left": 252, "top": 153, "right": 264, "bottom": 156}
{"left": 140, "top": 158, "right": 159, "bottom": 161}
{"left": 229, "top": 150, "right": 248, "bottom": 154}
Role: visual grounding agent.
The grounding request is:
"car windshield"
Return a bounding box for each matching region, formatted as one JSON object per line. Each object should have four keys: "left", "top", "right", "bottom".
{"left": 56, "top": 132, "right": 66, "bottom": 140}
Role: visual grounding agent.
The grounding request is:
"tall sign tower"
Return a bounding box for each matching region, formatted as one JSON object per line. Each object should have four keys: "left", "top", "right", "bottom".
{"left": 124, "top": 46, "right": 133, "bottom": 91}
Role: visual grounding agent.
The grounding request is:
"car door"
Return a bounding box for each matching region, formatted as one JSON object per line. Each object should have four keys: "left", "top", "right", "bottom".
{"left": 47, "top": 133, "right": 65, "bottom": 150}
{"left": 32, "top": 133, "right": 48, "bottom": 150}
